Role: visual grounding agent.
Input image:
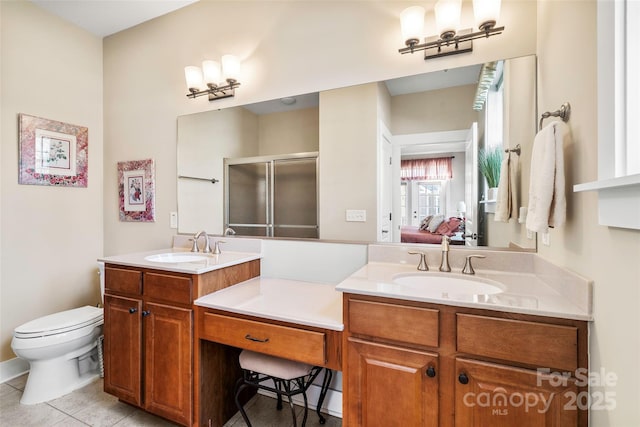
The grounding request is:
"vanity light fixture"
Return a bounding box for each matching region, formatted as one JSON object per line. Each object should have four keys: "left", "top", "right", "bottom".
{"left": 398, "top": 0, "right": 504, "bottom": 60}
{"left": 185, "top": 55, "right": 241, "bottom": 101}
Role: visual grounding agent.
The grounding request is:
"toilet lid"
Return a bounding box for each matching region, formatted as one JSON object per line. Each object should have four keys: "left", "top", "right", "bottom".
{"left": 14, "top": 306, "right": 103, "bottom": 338}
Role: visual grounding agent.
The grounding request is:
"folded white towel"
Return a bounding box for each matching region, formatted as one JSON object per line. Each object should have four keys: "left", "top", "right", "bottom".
{"left": 494, "top": 152, "right": 519, "bottom": 222}
{"left": 526, "top": 121, "right": 568, "bottom": 233}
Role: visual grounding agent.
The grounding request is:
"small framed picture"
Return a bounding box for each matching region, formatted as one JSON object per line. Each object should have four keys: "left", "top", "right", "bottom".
{"left": 18, "top": 113, "right": 88, "bottom": 187}
{"left": 118, "top": 159, "right": 155, "bottom": 222}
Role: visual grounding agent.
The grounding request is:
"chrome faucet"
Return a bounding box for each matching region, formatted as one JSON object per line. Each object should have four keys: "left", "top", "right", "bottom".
{"left": 224, "top": 227, "right": 236, "bottom": 236}
{"left": 462, "top": 254, "right": 486, "bottom": 275}
{"left": 408, "top": 251, "right": 429, "bottom": 271}
{"left": 191, "top": 230, "right": 211, "bottom": 253}
{"left": 439, "top": 235, "right": 451, "bottom": 272}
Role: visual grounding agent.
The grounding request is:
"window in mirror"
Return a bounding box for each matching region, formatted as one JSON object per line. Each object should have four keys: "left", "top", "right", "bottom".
{"left": 418, "top": 181, "right": 446, "bottom": 218}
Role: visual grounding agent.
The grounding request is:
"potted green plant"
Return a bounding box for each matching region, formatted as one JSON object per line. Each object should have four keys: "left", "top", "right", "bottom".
{"left": 478, "top": 146, "right": 502, "bottom": 200}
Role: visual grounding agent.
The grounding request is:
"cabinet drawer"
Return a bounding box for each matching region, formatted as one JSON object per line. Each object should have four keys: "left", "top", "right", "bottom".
{"left": 144, "top": 272, "right": 192, "bottom": 305}
{"left": 105, "top": 267, "right": 142, "bottom": 295}
{"left": 348, "top": 299, "right": 439, "bottom": 348}
{"left": 201, "top": 312, "right": 326, "bottom": 366}
{"left": 456, "top": 314, "right": 578, "bottom": 371}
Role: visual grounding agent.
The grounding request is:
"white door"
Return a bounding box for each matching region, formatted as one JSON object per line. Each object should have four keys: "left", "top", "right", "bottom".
{"left": 464, "top": 122, "right": 479, "bottom": 247}
{"left": 378, "top": 122, "right": 393, "bottom": 242}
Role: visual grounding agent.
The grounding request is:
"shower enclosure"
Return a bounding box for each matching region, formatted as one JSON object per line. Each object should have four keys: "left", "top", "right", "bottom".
{"left": 224, "top": 152, "right": 319, "bottom": 238}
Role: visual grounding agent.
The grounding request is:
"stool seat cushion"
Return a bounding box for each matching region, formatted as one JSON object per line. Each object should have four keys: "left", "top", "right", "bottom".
{"left": 239, "top": 350, "right": 313, "bottom": 380}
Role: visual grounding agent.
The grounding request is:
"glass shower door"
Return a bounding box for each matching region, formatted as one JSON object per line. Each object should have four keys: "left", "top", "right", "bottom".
{"left": 273, "top": 157, "right": 318, "bottom": 238}
{"left": 226, "top": 161, "right": 271, "bottom": 236}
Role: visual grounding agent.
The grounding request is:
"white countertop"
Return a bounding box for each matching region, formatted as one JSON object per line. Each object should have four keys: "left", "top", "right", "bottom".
{"left": 195, "top": 277, "right": 343, "bottom": 331}
{"left": 335, "top": 262, "right": 593, "bottom": 321}
{"left": 98, "top": 248, "right": 261, "bottom": 274}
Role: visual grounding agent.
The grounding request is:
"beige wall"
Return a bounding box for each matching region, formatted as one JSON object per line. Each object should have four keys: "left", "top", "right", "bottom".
{"left": 537, "top": 1, "right": 640, "bottom": 425}
{"left": 391, "top": 84, "right": 478, "bottom": 135}
{"left": 258, "top": 108, "right": 319, "bottom": 155}
{"left": 319, "top": 83, "right": 379, "bottom": 241}
{"left": 0, "top": 1, "right": 103, "bottom": 360}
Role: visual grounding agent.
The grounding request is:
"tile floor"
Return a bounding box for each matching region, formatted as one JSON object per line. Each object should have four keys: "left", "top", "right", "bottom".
{"left": 1, "top": 374, "right": 341, "bottom": 427}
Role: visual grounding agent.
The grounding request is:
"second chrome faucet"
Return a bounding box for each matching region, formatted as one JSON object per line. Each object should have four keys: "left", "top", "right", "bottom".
{"left": 409, "top": 235, "right": 485, "bottom": 275}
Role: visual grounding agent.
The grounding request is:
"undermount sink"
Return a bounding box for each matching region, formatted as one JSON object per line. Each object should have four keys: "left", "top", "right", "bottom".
{"left": 144, "top": 253, "right": 209, "bottom": 263}
{"left": 392, "top": 272, "right": 505, "bottom": 296}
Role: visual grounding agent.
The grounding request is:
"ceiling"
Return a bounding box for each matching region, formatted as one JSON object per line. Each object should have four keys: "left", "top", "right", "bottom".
{"left": 30, "top": 0, "right": 199, "bottom": 37}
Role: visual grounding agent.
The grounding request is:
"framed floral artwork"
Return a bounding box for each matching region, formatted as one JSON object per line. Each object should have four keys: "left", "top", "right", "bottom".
{"left": 18, "top": 113, "right": 88, "bottom": 187}
{"left": 118, "top": 159, "right": 155, "bottom": 222}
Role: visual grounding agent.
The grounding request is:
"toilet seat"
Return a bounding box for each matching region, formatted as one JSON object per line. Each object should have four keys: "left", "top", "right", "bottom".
{"left": 14, "top": 306, "right": 103, "bottom": 339}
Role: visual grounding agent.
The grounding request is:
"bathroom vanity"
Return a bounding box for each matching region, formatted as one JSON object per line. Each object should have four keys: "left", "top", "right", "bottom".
{"left": 100, "top": 240, "right": 592, "bottom": 427}
{"left": 336, "top": 246, "right": 592, "bottom": 427}
{"left": 341, "top": 294, "right": 588, "bottom": 426}
{"left": 100, "top": 248, "right": 260, "bottom": 426}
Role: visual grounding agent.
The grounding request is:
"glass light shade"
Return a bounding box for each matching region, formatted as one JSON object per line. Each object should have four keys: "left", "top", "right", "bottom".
{"left": 457, "top": 201, "right": 467, "bottom": 212}
{"left": 435, "top": 0, "right": 462, "bottom": 39}
{"left": 400, "top": 6, "right": 425, "bottom": 45}
{"left": 202, "top": 60, "right": 221, "bottom": 86}
{"left": 184, "top": 66, "right": 204, "bottom": 91}
{"left": 221, "top": 54, "right": 241, "bottom": 82}
{"left": 473, "top": 0, "right": 501, "bottom": 30}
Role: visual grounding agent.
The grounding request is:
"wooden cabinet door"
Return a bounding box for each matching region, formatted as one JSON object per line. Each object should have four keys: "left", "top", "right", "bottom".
{"left": 455, "top": 358, "right": 579, "bottom": 427}
{"left": 346, "top": 338, "right": 439, "bottom": 427}
{"left": 103, "top": 294, "right": 142, "bottom": 406}
{"left": 143, "top": 302, "right": 193, "bottom": 426}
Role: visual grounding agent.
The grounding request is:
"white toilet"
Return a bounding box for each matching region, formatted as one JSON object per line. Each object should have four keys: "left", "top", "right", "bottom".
{"left": 11, "top": 264, "right": 105, "bottom": 405}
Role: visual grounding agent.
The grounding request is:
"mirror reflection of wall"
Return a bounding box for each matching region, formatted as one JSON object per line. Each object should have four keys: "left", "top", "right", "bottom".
{"left": 177, "top": 55, "right": 536, "bottom": 250}
{"left": 177, "top": 95, "right": 319, "bottom": 236}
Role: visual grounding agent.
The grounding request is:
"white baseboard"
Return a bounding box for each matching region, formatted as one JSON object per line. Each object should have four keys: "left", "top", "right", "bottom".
{"left": 258, "top": 384, "right": 342, "bottom": 418}
{"left": 0, "top": 357, "right": 29, "bottom": 384}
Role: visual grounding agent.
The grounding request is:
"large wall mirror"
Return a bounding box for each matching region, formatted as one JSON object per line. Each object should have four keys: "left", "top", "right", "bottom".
{"left": 177, "top": 54, "right": 537, "bottom": 250}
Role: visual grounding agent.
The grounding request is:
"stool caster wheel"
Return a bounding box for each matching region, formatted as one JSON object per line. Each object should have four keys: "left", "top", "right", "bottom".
{"left": 319, "top": 415, "right": 326, "bottom": 424}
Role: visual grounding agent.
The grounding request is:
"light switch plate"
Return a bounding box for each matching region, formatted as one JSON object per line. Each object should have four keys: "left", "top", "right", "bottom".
{"left": 170, "top": 212, "right": 178, "bottom": 229}
{"left": 346, "top": 209, "right": 366, "bottom": 222}
{"left": 542, "top": 232, "right": 550, "bottom": 246}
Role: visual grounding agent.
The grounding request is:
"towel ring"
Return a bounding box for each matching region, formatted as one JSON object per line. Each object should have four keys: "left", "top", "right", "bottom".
{"left": 539, "top": 102, "right": 571, "bottom": 130}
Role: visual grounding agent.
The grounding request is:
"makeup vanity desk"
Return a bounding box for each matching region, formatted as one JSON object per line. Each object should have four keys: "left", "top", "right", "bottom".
{"left": 194, "top": 276, "right": 344, "bottom": 427}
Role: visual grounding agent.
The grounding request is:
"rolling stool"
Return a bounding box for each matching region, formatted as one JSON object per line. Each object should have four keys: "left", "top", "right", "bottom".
{"left": 234, "top": 350, "right": 333, "bottom": 426}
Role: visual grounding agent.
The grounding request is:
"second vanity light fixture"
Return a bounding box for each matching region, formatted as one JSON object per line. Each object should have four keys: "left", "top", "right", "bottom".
{"left": 399, "top": 0, "right": 504, "bottom": 60}
{"left": 184, "top": 55, "right": 241, "bottom": 101}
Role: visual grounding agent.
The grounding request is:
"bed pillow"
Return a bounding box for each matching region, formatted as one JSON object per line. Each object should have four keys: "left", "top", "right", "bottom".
{"left": 435, "top": 221, "right": 451, "bottom": 235}
{"left": 427, "top": 214, "right": 444, "bottom": 233}
{"left": 419, "top": 215, "right": 433, "bottom": 231}
{"left": 446, "top": 217, "right": 462, "bottom": 233}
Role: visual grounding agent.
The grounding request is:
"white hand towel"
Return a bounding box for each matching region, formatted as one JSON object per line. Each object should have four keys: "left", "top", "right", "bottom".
{"left": 494, "top": 152, "right": 519, "bottom": 222}
{"left": 494, "top": 153, "right": 511, "bottom": 222}
{"left": 526, "top": 121, "right": 568, "bottom": 233}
